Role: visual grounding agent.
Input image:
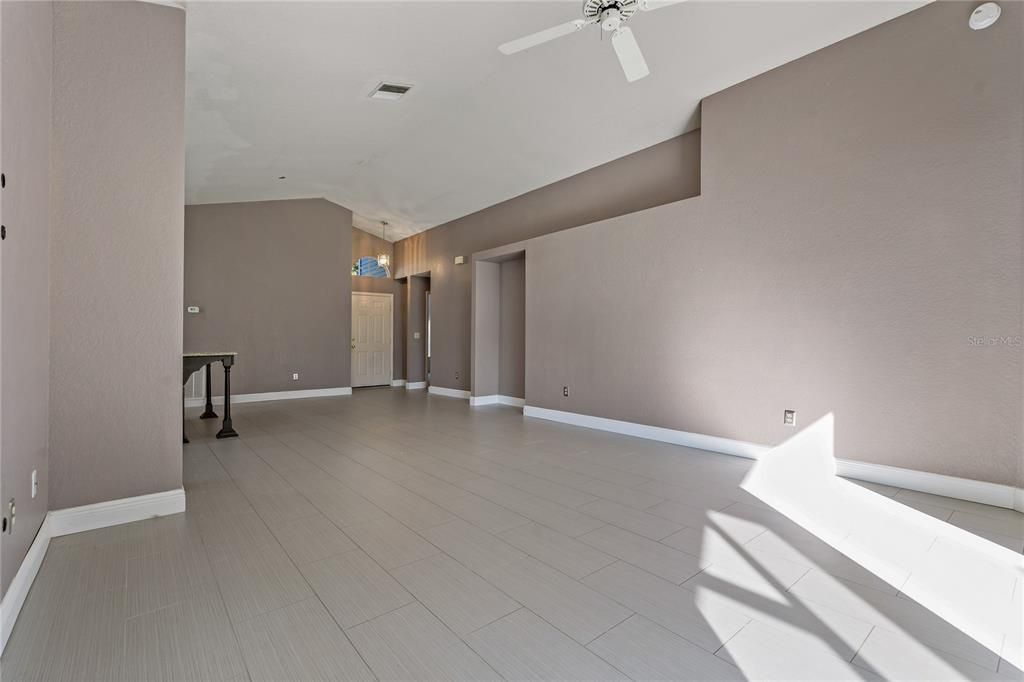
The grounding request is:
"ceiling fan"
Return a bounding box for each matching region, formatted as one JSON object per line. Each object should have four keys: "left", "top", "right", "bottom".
{"left": 498, "top": 0, "right": 686, "bottom": 83}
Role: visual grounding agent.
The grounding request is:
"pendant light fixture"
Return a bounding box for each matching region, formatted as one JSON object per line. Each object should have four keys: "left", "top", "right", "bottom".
{"left": 377, "top": 221, "right": 391, "bottom": 271}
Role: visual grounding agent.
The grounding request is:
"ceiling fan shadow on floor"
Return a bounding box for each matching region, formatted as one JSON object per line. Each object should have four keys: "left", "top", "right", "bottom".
{"left": 498, "top": 0, "right": 687, "bottom": 83}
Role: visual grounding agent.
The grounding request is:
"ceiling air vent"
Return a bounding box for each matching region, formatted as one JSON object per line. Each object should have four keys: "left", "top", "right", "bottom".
{"left": 369, "top": 82, "right": 412, "bottom": 100}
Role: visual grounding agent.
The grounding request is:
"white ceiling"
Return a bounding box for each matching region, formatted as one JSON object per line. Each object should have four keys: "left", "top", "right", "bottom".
{"left": 185, "top": 1, "right": 925, "bottom": 241}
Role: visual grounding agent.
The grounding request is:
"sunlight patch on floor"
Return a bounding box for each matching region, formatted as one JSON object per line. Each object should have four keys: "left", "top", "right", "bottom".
{"left": 712, "top": 413, "right": 1024, "bottom": 677}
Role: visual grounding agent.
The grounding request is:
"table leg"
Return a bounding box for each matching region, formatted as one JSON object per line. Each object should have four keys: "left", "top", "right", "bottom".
{"left": 199, "top": 363, "right": 218, "bottom": 419}
{"left": 216, "top": 361, "right": 239, "bottom": 439}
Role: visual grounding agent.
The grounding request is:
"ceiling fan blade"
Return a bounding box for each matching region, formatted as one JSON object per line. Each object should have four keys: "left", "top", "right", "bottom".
{"left": 611, "top": 27, "right": 650, "bottom": 82}
{"left": 639, "top": 0, "right": 688, "bottom": 11}
{"left": 498, "top": 20, "right": 587, "bottom": 55}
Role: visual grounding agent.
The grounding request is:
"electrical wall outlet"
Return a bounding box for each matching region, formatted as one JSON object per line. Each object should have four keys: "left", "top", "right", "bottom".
{"left": 292, "top": 373, "right": 299, "bottom": 381}
{"left": 455, "top": 371, "right": 460, "bottom": 381}
{"left": 31, "top": 470, "right": 38, "bottom": 499}
{"left": 563, "top": 386, "right": 569, "bottom": 397}
{"left": 784, "top": 410, "right": 796, "bottom": 426}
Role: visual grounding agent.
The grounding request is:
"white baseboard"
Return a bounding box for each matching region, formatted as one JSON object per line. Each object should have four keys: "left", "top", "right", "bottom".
{"left": 185, "top": 386, "right": 352, "bottom": 408}
{"left": 523, "top": 406, "right": 770, "bottom": 459}
{"left": 835, "top": 459, "right": 1023, "bottom": 511}
{"left": 391, "top": 379, "right": 406, "bottom": 387}
{"left": 1, "top": 487, "right": 186, "bottom": 655}
{"left": 405, "top": 381, "right": 427, "bottom": 390}
{"left": 0, "top": 517, "right": 50, "bottom": 654}
{"left": 48, "top": 488, "right": 186, "bottom": 537}
{"left": 523, "top": 405, "right": 1024, "bottom": 511}
{"left": 470, "top": 395, "right": 526, "bottom": 408}
{"left": 429, "top": 386, "right": 471, "bottom": 400}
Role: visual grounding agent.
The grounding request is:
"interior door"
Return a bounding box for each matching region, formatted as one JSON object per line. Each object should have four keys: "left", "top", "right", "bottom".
{"left": 351, "top": 292, "right": 392, "bottom": 387}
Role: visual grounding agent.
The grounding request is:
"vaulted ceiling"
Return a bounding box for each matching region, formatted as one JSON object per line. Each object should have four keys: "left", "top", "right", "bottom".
{"left": 186, "top": 1, "right": 925, "bottom": 240}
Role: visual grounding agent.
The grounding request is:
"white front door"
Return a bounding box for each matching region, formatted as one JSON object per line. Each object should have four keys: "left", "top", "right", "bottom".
{"left": 351, "top": 292, "right": 392, "bottom": 387}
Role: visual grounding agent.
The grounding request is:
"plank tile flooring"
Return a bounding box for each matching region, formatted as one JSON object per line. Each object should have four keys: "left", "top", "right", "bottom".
{"left": 3, "top": 387, "right": 1022, "bottom": 681}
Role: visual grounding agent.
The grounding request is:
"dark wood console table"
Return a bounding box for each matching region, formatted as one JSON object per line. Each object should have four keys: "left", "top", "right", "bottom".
{"left": 183, "top": 352, "right": 238, "bottom": 443}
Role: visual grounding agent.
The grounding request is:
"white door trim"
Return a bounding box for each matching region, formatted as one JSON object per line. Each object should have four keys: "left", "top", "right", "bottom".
{"left": 351, "top": 291, "right": 394, "bottom": 388}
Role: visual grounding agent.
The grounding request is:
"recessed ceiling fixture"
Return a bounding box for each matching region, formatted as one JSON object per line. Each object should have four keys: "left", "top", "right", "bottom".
{"left": 369, "top": 82, "right": 412, "bottom": 101}
{"left": 498, "top": 0, "right": 687, "bottom": 83}
{"left": 377, "top": 221, "right": 391, "bottom": 272}
{"left": 968, "top": 2, "right": 1000, "bottom": 30}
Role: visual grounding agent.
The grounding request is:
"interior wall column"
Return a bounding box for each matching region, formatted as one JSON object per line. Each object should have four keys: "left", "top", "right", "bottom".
{"left": 471, "top": 260, "right": 500, "bottom": 398}
{"left": 405, "top": 275, "right": 429, "bottom": 385}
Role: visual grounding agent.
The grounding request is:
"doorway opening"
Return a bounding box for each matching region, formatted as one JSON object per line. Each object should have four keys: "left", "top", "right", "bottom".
{"left": 351, "top": 292, "right": 393, "bottom": 388}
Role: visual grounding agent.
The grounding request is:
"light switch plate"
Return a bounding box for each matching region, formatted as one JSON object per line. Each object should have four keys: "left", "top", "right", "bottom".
{"left": 414, "top": 332, "right": 421, "bottom": 339}
{"left": 454, "top": 255, "right": 465, "bottom": 265}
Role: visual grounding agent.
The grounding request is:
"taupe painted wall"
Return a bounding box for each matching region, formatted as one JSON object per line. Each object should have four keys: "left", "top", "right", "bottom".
{"left": 395, "top": 131, "right": 702, "bottom": 392}
{"left": 519, "top": 2, "right": 1021, "bottom": 486}
{"left": 471, "top": 261, "right": 501, "bottom": 397}
{"left": 352, "top": 229, "right": 404, "bottom": 378}
{"left": 1, "top": 0, "right": 51, "bottom": 598}
{"left": 49, "top": 1, "right": 186, "bottom": 509}
{"left": 185, "top": 199, "right": 352, "bottom": 395}
{"left": 499, "top": 258, "right": 526, "bottom": 399}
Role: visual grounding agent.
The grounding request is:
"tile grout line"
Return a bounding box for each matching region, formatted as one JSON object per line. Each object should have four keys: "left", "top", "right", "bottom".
{"left": 295, "top": 413, "right": 627, "bottom": 516}
{"left": 292, "top": 419, "right": 627, "bottom": 551}
{"left": 193, "top": 450, "right": 272, "bottom": 682}
{"left": 400, "top": 518, "right": 637, "bottom": 673}
{"left": 458, "top": 605, "right": 528, "bottom": 640}
{"left": 231, "top": 421, "right": 729, "bottom": 592}
{"left": 579, "top": 559, "right": 742, "bottom": 657}
{"left": 711, "top": 616, "right": 754, "bottom": 656}
{"left": 365, "top": 572, "right": 507, "bottom": 680}
{"left": 848, "top": 624, "right": 876, "bottom": 663}
{"left": 223, "top": 432, "right": 391, "bottom": 681}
